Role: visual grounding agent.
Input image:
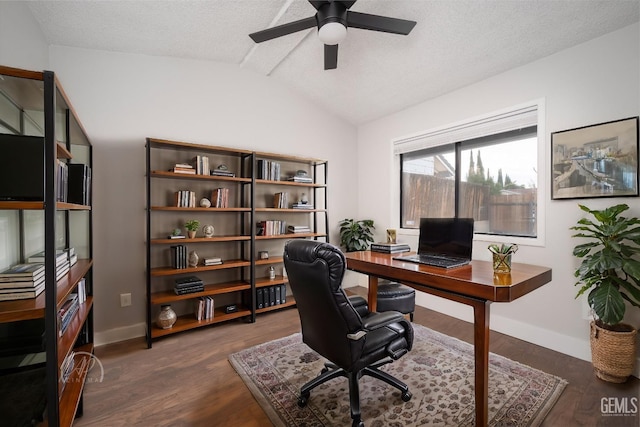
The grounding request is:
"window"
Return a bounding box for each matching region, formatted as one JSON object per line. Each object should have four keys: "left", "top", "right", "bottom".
{"left": 395, "top": 104, "right": 541, "bottom": 239}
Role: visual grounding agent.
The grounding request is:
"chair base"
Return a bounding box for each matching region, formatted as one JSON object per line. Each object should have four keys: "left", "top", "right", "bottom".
{"left": 297, "top": 358, "right": 412, "bottom": 426}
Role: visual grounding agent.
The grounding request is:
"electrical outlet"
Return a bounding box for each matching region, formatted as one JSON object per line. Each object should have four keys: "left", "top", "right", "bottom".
{"left": 120, "top": 293, "right": 132, "bottom": 307}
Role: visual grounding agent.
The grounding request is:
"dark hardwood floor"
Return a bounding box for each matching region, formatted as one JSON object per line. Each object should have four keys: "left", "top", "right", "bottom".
{"left": 75, "top": 288, "right": 639, "bottom": 426}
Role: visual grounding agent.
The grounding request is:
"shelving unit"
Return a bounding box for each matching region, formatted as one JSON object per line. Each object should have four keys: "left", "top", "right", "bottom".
{"left": 0, "top": 65, "right": 94, "bottom": 427}
{"left": 145, "top": 138, "right": 255, "bottom": 348}
{"left": 145, "top": 138, "right": 329, "bottom": 346}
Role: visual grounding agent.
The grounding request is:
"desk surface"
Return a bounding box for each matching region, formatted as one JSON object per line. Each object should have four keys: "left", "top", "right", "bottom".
{"left": 344, "top": 251, "right": 552, "bottom": 302}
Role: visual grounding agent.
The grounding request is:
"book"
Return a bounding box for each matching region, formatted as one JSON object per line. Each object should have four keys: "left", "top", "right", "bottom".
{"left": 287, "top": 225, "right": 311, "bottom": 233}
{"left": 0, "top": 263, "right": 45, "bottom": 278}
{"left": 167, "top": 235, "right": 186, "bottom": 239}
{"left": 175, "top": 284, "right": 205, "bottom": 295}
{"left": 286, "top": 176, "right": 313, "bottom": 183}
{"left": 291, "top": 203, "right": 314, "bottom": 209}
{"left": 174, "top": 276, "right": 203, "bottom": 287}
{"left": 0, "top": 275, "right": 45, "bottom": 288}
{"left": 370, "top": 242, "right": 411, "bottom": 253}
{"left": 0, "top": 283, "right": 45, "bottom": 300}
{"left": 27, "top": 249, "right": 69, "bottom": 265}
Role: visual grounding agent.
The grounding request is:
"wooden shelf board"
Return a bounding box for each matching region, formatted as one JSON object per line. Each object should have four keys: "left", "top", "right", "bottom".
{"left": 255, "top": 257, "right": 283, "bottom": 266}
{"left": 256, "top": 233, "right": 326, "bottom": 240}
{"left": 0, "top": 259, "right": 93, "bottom": 323}
{"left": 151, "top": 206, "right": 250, "bottom": 212}
{"left": 56, "top": 143, "right": 72, "bottom": 160}
{"left": 147, "top": 138, "right": 253, "bottom": 156}
{"left": 257, "top": 299, "right": 296, "bottom": 314}
{"left": 0, "top": 201, "right": 91, "bottom": 211}
{"left": 58, "top": 297, "right": 93, "bottom": 366}
{"left": 59, "top": 342, "right": 94, "bottom": 427}
{"left": 151, "top": 281, "right": 251, "bottom": 304}
{"left": 150, "top": 170, "right": 251, "bottom": 183}
{"left": 150, "top": 235, "right": 250, "bottom": 244}
{"left": 151, "top": 307, "right": 252, "bottom": 338}
{"left": 255, "top": 179, "right": 326, "bottom": 188}
{"left": 255, "top": 276, "right": 288, "bottom": 287}
{"left": 255, "top": 208, "right": 326, "bottom": 213}
{"left": 254, "top": 151, "right": 326, "bottom": 164}
{"left": 150, "top": 259, "right": 251, "bottom": 277}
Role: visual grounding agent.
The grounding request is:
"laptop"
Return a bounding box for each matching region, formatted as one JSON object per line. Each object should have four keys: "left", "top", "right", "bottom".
{"left": 393, "top": 218, "right": 474, "bottom": 269}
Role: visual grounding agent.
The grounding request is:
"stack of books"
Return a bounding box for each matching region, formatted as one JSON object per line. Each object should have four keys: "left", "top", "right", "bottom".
{"left": 203, "top": 257, "right": 222, "bottom": 266}
{"left": 175, "top": 190, "right": 196, "bottom": 208}
{"left": 0, "top": 263, "right": 46, "bottom": 301}
{"left": 287, "top": 225, "right": 311, "bottom": 234}
{"left": 211, "top": 188, "right": 229, "bottom": 208}
{"left": 27, "top": 249, "right": 72, "bottom": 280}
{"left": 292, "top": 203, "right": 314, "bottom": 210}
{"left": 286, "top": 175, "right": 313, "bottom": 183}
{"left": 171, "top": 163, "right": 196, "bottom": 174}
{"left": 191, "top": 155, "right": 210, "bottom": 175}
{"left": 210, "top": 165, "right": 235, "bottom": 177}
{"left": 194, "top": 296, "right": 214, "bottom": 320}
{"left": 256, "top": 159, "right": 281, "bottom": 181}
{"left": 370, "top": 242, "right": 411, "bottom": 254}
{"left": 170, "top": 245, "right": 188, "bottom": 269}
{"left": 273, "top": 192, "right": 288, "bottom": 208}
{"left": 256, "top": 220, "right": 286, "bottom": 236}
{"left": 58, "top": 293, "right": 80, "bottom": 337}
{"left": 174, "top": 276, "right": 204, "bottom": 295}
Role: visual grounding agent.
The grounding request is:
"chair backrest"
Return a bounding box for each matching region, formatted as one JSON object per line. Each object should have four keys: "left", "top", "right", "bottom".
{"left": 283, "top": 240, "right": 365, "bottom": 369}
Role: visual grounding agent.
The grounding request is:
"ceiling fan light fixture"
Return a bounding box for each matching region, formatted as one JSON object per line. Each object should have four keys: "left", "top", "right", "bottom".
{"left": 318, "top": 22, "right": 347, "bottom": 45}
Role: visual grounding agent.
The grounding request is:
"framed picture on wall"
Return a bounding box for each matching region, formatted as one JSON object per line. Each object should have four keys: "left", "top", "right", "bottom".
{"left": 551, "top": 116, "right": 639, "bottom": 200}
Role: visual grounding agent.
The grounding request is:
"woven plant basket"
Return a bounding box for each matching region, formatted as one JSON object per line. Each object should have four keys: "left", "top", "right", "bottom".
{"left": 590, "top": 321, "right": 637, "bottom": 383}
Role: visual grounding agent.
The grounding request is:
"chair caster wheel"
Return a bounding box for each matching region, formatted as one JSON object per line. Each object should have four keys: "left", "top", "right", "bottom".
{"left": 320, "top": 367, "right": 329, "bottom": 374}
{"left": 402, "top": 391, "right": 412, "bottom": 402}
{"left": 351, "top": 420, "right": 364, "bottom": 427}
{"left": 297, "top": 393, "right": 309, "bottom": 408}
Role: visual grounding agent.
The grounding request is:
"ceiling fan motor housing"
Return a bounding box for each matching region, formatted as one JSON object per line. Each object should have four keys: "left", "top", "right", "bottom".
{"left": 316, "top": 2, "right": 348, "bottom": 29}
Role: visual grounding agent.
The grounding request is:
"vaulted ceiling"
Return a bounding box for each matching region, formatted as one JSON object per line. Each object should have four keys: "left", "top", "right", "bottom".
{"left": 26, "top": 0, "right": 640, "bottom": 125}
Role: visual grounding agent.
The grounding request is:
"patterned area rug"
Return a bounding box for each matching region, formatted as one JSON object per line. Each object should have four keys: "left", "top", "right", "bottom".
{"left": 229, "top": 324, "right": 567, "bottom": 426}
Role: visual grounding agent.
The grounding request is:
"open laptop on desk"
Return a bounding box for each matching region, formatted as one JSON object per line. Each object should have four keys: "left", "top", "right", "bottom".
{"left": 393, "top": 218, "right": 474, "bottom": 269}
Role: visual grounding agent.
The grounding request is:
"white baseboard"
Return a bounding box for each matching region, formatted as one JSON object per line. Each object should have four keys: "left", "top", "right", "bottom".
{"left": 94, "top": 322, "right": 146, "bottom": 347}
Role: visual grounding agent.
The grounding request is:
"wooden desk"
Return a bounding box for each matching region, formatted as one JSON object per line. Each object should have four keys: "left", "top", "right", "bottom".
{"left": 344, "top": 251, "right": 552, "bottom": 427}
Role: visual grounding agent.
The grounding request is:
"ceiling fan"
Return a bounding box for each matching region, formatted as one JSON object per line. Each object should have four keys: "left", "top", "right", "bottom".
{"left": 249, "top": 0, "right": 417, "bottom": 70}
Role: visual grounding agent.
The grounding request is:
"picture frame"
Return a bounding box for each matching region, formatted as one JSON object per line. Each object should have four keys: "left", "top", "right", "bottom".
{"left": 551, "top": 116, "right": 639, "bottom": 200}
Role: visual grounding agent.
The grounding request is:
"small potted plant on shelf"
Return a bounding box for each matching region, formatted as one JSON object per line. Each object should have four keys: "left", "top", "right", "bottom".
{"left": 571, "top": 203, "right": 640, "bottom": 383}
{"left": 185, "top": 219, "right": 200, "bottom": 239}
{"left": 339, "top": 218, "right": 375, "bottom": 252}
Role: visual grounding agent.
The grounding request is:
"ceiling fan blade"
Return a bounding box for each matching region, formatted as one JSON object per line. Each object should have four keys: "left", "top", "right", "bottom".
{"left": 324, "top": 44, "right": 338, "bottom": 70}
{"left": 250, "top": 16, "right": 317, "bottom": 43}
{"left": 347, "top": 11, "right": 416, "bottom": 35}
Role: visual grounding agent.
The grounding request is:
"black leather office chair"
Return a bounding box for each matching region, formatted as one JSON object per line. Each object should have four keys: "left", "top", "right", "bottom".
{"left": 283, "top": 240, "right": 413, "bottom": 427}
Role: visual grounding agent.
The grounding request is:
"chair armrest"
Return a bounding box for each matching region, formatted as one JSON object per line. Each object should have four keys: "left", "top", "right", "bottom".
{"left": 348, "top": 295, "right": 369, "bottom": 317}
{"left": 361, "top": 311, "right": 405, "bottom": 331}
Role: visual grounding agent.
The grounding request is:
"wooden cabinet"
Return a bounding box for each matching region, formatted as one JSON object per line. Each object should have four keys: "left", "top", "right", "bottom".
{"left": 0, "top": 65, "right": 94, "bottom": 427}
{"left": 145, "top": 139, "right": 328, "bottom": 346}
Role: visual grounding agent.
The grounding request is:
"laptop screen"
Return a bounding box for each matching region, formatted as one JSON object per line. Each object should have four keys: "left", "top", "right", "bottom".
{"left": 417, "top": 218, "right": 474, "bottom": 260}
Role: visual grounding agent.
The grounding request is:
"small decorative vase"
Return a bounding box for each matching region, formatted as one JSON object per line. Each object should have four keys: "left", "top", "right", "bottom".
{"left": 199, "top": 198, "right": 211, "bottom": 208}
{"left": 157, "top": 305, "right": 177, "bottom": 329}
{"left": 203, "top": 225, "right": 214, "bottom": 238}
{"left": 300, "top": 193, "right": 308, "bottom": 204}
{"left": 188, "top": 250, "right": 199, "bottom": 267}
{"left": 492, "top": 253, "right": 512, "bottom": 273}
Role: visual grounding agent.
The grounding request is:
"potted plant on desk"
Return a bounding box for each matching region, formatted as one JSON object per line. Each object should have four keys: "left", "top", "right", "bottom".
{"left": 571, "top": 203, "right": 640, "bottom": 382}
{"left": 339, "top": 218, "right": 375, "bottom": 252}
{"left": 185, "top": 219, "right": 200, "bottom": 239}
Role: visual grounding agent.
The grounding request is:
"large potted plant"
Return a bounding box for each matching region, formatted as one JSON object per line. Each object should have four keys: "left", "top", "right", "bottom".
{"left": 571, "top": 203, "right": 640, "bottom": 382}
{"left": 338, "top": 219, "right": 375, "bottom": 252}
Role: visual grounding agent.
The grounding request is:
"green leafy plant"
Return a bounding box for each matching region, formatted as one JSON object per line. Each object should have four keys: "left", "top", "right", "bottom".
{"left": 571, "top": 204, "right": 640, "bottom": 328}
{"left": 339, "top": 219, "right": 375, "bottom": 252}
{"left": 488, "top": 243, "right": 518, "bottom": 255}
{"left": 184, "top": 219, "right": 200, "bottom": 232}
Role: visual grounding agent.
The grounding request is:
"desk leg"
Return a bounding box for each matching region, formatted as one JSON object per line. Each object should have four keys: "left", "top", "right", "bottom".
{"left": 367, "top": 276, "right": 378, "bottom": 312}
{"left": 473, "top": 300, "right": 491, "bottom": 427}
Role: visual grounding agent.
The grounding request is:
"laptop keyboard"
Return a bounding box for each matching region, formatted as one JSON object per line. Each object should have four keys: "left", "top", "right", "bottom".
{"left": 393, "top": 254, "right": 469, "bottom": 268}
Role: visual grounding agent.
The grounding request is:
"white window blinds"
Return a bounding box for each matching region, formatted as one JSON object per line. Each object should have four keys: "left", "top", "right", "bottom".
{"left": 393, "top": 104, "right": 538, "bottom": 155}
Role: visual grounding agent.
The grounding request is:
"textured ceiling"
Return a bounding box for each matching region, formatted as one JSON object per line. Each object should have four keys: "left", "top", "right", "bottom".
{"left": 27, "top": 0, "right": 640, "bottom": 125}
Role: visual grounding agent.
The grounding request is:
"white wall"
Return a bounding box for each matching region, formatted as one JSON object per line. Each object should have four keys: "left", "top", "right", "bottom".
{"left": 0, "top": 2, "right": 48, "bottom": 70}
{"left": 357, "top": 23, "right": 640, "bottom": 366}
{"left": 45, "top": 46, "right": 358, "bottom": 344}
